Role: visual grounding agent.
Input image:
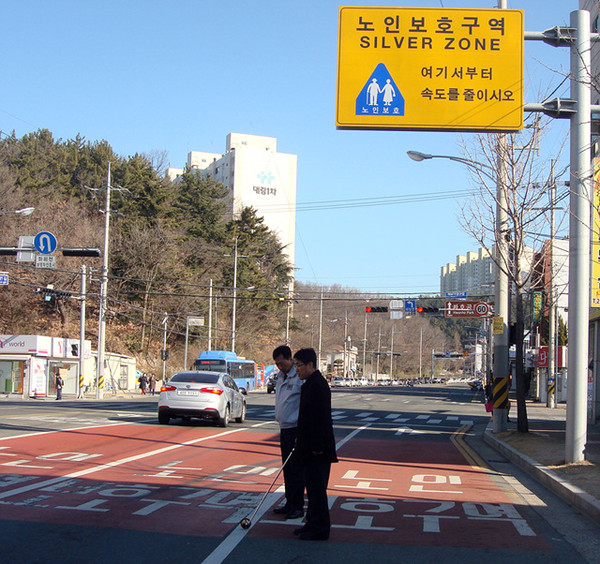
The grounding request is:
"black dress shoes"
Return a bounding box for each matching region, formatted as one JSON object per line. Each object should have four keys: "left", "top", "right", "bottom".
{"left": 272, "top": 505, "right": 290, "bottom": 515}
{"left": 298, "top": 530, "right": 329, "bottom": 541}
{"left": 294, "top": 525, "right": 311, "bottom": 536}
{"left": 285, "top": 508, "right": 304, "bottom": 520}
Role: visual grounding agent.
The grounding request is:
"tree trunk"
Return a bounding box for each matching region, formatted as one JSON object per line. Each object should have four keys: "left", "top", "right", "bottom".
{"left": 515, "top": 287, "right": 529, "bottom": 433}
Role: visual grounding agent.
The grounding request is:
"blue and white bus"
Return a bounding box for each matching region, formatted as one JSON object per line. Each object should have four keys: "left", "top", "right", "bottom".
{"left": 193, "top": 350, "right": 257, "bottom": 394}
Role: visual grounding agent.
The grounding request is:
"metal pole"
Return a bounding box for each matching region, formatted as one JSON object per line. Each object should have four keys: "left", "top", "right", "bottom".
{"left": 208, "top": 278, "right": 213, "bottom": 351}
{"left": 318, "top": 291, "right": 323, "bottom": 371}
{"left": 390, "top": 327, "right": 394, "bottom": 380}
{"left": 566, "top": 9, "right": 591, "bottom": 464}
{"left": 162, "top": 313, "right": 168, "bottom": 382}
{"left": 376, "top": 326, "right": 381, "bottom": 380}
{"left": 362, "top": 310, "right": 368, "bottom": 378}
{"left": 343, "top": 310, "right": 348, "bottom": 380}
{"left": 78, "top": 265, "right": 86, "bottom": 399}
{"left": 96, "top": 162, "right": 111, "bottom": 400}
{"left": 492, "top": 0, "right": 510, "bottom": 433}
{"left": 286, "top": 296, "right": 291, "bottom": 346}
{"left": 184, "top": 316, "right": 190, "bottom": 370}
{"left": 231, "top": 238, "right": 238, "bottom": 353}
{"left": 419, "top": 328, "right": 423, "bottom": 380}
{"left": 548, "top": 164, "right": 556, "bottom": 408}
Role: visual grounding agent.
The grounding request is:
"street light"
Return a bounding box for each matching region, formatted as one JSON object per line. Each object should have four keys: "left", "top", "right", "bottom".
{"left": 0, "top": 207, "right": 35, "bottom": 216}
{"left": 408, "top": 148, "right": 510, "bottom": 432}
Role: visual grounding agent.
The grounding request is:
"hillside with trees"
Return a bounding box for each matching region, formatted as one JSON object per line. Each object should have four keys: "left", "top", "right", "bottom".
{"left": 0, "top": 129, "right": 465, "bottom": 376}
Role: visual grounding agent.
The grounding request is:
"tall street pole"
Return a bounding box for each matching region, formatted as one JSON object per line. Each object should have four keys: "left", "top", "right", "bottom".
{"left": 78, "top": 265, "right": 86, "bottom": 399}
{"left": 96, "top": 162, "right": 111, "bottom": 399}
{"left": 566, "top": 9, "right": 591, "bottom": 464}
{"left": 548, "top": 164, "right": 557, "bottom": 409}
{"left": 231, "top": 237, "right": 238, "bottom": 353}
{"left": 208, "top": 278, "right": 213, "bottom": 351}
{"left": 362, "top": 310, "right": 368, "bottom": 378}
{"left": 318, "top": 291, "right": 323, "bottom": 371}
{"left": 492, "top": 0, "right": 510, "bottom": 433}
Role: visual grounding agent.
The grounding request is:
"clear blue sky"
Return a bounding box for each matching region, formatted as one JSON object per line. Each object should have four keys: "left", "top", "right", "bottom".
{"left": 1, "top": 0, "right": 577, "bottom": 294}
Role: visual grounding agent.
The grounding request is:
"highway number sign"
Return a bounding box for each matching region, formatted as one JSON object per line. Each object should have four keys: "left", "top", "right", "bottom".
{"left": 336, "top": 6, "right": 524, "bottom": 131}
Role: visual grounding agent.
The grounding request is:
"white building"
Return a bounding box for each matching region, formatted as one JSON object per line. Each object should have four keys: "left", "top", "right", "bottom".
{"left": 440, "top": 247, "right": 494, "bottom": 297}
{"left": 167, "top": 133, "right": 297, "bottom": 269}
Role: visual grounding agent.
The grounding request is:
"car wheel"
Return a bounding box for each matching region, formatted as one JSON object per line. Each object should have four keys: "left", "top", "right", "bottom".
{"left": 235, "top": 402, "right": 246, "bottom": 423}
{"left": 219, "top": 405, "right": 230, "bottom": 427}
{"left": 158, "top": 412, "right": 170, "bottom": 425}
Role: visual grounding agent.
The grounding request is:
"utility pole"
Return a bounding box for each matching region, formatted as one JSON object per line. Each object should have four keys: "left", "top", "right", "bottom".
{"left": 208, "top": 279, "right": 213, "bottom": 351}
{"left": 566, "top": 9, "right": 591, "bottom": 463}
{"left": 78, "top": 265, "right": 86, "bottom": 399}
{"left": 547, "top": 163, "right": 557, "bottom": 408}
{"left": 231, "top": 237, "right": 238, "bottom": 353}
{"left": 390, "top": 327, "right": 395, "bottom": 381}
{"left": 492, "top": 0, "right": 511, "bottom": 433}
{"left": 162, "top": 313, "right": 168, "bottom": 382}
{"left": 317, "top": 291, "right": 323, "bottom": 372}
{"left": 96, "top": 163, "right": 112, "bottom": 399}
{"left": 362, "top": 309, "right": 368, "bottom": 378}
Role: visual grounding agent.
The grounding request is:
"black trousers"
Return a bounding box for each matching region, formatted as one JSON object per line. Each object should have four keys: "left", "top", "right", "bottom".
{"left": 280, "top": 427, "right": 304, "bottom": 512}
{"left": 304, "top": 454, "right": 331, "bottom": 535}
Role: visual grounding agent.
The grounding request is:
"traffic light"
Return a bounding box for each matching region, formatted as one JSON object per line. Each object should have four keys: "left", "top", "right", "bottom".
{"left": 161, "top": 349, "right": 169, "bottom": 361}
{"left": 365, "top": 306, "right": 389, "bottom": 313}
{"left": 35, "top": 286, "right": 72, "bottom": 301}
{"left": 416, "top": 306, "right": 440, "bottom": 314}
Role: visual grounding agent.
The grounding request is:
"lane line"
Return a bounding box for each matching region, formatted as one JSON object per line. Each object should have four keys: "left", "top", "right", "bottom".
{"left": 201, "top": 424, "right": 372, "bottom": 564}
{"left": 0, "top": 421, "right": 272, "bottom": 500}
{"left": 450, "top": 424, "right": 489, "bottom": 469}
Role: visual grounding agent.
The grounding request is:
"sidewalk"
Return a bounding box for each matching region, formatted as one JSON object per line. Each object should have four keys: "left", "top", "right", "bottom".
{"left": 483, "top": 401, "right": 600, "bottom": 526}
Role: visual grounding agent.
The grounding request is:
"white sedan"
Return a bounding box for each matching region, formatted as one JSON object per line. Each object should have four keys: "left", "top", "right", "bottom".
{"left": 158, "top": 371, "right": 246, "bottom": 427}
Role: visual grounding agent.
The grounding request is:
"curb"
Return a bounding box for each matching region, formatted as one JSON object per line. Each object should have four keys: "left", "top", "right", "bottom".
{"left": 483, "top": 425, "right": 600, "bottom": 527}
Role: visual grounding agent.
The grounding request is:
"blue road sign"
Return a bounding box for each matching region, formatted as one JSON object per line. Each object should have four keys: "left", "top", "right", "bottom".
{"left": 34, "top": 231, "right": 57, "bottom": 255}
{"left": 404, "top": 300, "right": 416, "bottom": 314}
{"left": 0, "top": 272, "right": 8, "bottom": 285}
{"left": 355, "top": 63, "right": 404, "bottom": 117}
{"left": 446, "top": 291, "right": 468, "bottom": 299}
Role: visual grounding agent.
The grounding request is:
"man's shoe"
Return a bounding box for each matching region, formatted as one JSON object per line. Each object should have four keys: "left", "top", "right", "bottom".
{"left": 285, "top": 508, "right": 304, "bottom": 520}
{"left": 272, "top": 505, "right": 290, "bottom": 515}
{"left": 298, "top": 531, "right": 329, "bottom": 541}
{"left": 293, "top": 525, "right": 311, "bottom": 536}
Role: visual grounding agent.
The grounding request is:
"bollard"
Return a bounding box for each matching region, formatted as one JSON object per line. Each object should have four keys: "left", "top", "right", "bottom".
{"left": 492, "top": 376, "right": 508, "bottom": 433}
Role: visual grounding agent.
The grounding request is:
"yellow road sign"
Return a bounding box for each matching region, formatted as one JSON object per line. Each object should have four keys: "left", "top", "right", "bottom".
{"left": 336, "top": 7, "right": 524, "bottom": 131}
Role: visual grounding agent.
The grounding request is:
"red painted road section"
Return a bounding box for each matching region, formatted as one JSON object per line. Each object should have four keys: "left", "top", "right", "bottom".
{"left": 0, "top": 424, "right": 548, "bottom": 552}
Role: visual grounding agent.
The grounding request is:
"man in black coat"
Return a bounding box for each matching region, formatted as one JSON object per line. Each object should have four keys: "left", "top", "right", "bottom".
{"left": 292, "top": 347, "right": 337, "bottom": 541}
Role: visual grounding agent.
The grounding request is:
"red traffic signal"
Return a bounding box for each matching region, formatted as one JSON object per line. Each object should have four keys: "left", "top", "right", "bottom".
{"left": 417, "top": 306, "right": 439, "bottom": 314}
{"left": 366, "top": 306, "right": 388, "bottom": 313}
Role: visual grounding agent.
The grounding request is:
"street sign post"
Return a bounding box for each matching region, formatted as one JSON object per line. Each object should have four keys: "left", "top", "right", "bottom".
{"left": 336, "top": 6, "right": 524, "bottom": 131}
{"left": 445, "top": 300, "right": 491, "bottom": 318}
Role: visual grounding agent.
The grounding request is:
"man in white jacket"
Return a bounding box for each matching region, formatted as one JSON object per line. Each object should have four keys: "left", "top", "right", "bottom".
{"left": 272, "top": 345, "right": 305, "bottom": 520}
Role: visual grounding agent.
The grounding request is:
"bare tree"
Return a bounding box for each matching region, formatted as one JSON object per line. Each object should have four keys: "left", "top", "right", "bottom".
{"left": 458, "top": 118, "right": 569, "bottom": 432}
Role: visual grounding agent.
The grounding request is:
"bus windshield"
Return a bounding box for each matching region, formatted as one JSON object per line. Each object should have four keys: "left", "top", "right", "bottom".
{"left": 194, "top": 359, "right": 227, "bottom": 372}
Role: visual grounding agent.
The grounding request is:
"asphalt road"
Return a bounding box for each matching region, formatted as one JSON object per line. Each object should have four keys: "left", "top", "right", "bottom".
{"left": 1, "top": 384, "right": 598, "bottom": 563}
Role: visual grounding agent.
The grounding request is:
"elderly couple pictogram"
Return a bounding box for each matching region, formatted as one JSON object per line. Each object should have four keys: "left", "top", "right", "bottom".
{"left": 367, "top": 78, "right": 395, "bottom": 106}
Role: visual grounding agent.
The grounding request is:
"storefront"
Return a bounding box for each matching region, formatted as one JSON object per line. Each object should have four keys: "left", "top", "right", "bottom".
{"left": 0, "top": 335, "right": 91, "bottom": 399}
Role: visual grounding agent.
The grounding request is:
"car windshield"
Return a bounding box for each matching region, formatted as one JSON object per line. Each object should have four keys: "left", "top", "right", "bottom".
{"left": 171, "top": 372, "right": 220, "bottom": 384}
